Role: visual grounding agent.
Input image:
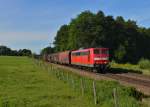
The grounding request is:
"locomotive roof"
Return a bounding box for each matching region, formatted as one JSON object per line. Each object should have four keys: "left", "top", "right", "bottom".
{"left": 72, "top": 48, "right": 108, "bottom": 53}
{"left": 49, "top": 48, "right": 108, "bottom": 55}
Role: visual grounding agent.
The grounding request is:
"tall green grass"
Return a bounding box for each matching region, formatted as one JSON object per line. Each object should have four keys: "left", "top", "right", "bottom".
{"left": 0, "top": 56, "right": 96, "bottom": 107}
{"left": 41, "top": 61, "right": 146, "bottom": 107}
{"left": 111, "top": 60, "right": 150, "bottom": 75}
{"left": 0, "top": 56, "right": 148, "bottom": 107}
{"left": 138, "top": 58, "right": 150, "bottom": 70}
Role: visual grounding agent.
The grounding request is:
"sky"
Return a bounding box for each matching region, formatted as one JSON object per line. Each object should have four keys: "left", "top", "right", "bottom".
{"left": 0, "top": 0, "right": 150, "bottom": 53}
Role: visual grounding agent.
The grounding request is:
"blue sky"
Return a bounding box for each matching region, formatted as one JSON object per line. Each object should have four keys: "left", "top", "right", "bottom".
{"left": 0, "top": 0, "right": 150, "bottom": 53}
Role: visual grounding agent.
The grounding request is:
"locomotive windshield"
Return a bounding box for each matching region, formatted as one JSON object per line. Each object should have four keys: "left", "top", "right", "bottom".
{"left": 94, "top": 49, "right": 108, "bottom": 54}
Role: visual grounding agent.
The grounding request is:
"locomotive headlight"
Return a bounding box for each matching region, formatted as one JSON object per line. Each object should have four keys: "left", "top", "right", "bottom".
{"left": 94, "top": 57, "right": 108, "bottom": 60}
{"left": 94, "top": 58, "right": 101, "bottom": 60}
{"left": 104, "top": 62, "right": 107, "bottom": 64}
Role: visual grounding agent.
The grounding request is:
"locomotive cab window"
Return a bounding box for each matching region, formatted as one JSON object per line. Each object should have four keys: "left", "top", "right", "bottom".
{"left": 77, "top": 52, "right": 80, "bottom": 56}
{"left": 101, "top": 50, "right": 109, "bottom": 54}
{"left": 94, "top": 49, "right": 108, "bottom": 54}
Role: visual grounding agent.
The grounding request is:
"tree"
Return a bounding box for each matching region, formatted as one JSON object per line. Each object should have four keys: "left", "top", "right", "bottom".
{"left": 0, "top": 46, "right": 11, "bottom": 56}
{"left": 18, "top": 49, "right": 32, "bottom": 56}
{"left": 40, "top": 46, "right": 54, "bottom": 55}
{"left": 68, "top": 11, "right": 96, "bottom": 49}
{"left": 52, "top": 10, "right": 150, "bottom": 63}
{"left": 0, "top": 45, "right": 32, "bottom": 56}
{"left": 53, "top": 25, "right": 69, "bottom": 52}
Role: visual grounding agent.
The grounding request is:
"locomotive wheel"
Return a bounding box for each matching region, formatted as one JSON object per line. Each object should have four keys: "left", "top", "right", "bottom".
{"left": 99, "top": 68, "right": 106, "bottom": 74}
{"left": 97, "top": 66, "right": 107, "bottom": 73}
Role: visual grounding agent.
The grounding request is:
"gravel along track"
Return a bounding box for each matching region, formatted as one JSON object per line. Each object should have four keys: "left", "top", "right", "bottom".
{"left": 50, "top": 63, "right": 150, "bottom": 95}
{"left": 118, "top": 73, "right": 150, "bottom": 82}
{"left": 103, "top": 73, "right": 150, "bottom": 88}
{"left": 103, "top": 73, "right": 150, "bottom": 95}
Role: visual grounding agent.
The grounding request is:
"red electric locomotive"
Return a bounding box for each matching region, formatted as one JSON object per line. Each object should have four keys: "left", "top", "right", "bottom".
{"left": 71, "top": 48, "right": 109, "bottom": 72}
{"left": 47, "top": 48, "right": 109, "bottom": 73}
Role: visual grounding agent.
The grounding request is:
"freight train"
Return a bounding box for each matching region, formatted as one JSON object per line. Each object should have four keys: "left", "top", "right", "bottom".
{"left": 44, "top": 48, "right": 109, "bottom": 73}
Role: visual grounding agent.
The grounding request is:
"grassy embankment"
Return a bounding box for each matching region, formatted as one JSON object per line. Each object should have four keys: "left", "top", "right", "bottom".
{"left": 0, "top": 56, "right": 94, "bottom": 107}
{"left": 110, "top": 59, "right": 150, "bottom": 75}
{"left": 0, "top": 56, "right": 149, "bottom": 107}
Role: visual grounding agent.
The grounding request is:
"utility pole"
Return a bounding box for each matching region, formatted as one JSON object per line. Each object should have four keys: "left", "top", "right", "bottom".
{"left": 49, "top": 43, "right": 53, "bottom": 47}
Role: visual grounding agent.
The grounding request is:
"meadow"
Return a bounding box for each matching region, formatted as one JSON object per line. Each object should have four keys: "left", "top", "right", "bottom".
{"left": 0, "top": 56, "right": 148, "bottom": 107}
{"left": 0, "top": 56, "right": 94, "bottom": 107}
{"left": 110, "top": 60, "right": 150, "bottom": 75}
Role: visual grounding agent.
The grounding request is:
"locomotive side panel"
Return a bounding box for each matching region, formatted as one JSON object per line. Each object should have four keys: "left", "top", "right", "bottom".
{"left": 71, "top": 49, "right": 94, "bottom": 67}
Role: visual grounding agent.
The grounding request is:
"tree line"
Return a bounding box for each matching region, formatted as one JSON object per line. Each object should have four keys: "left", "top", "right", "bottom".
{"left": 0, "top": 45, "right": 32, "bottom": 56}
{"left": 42, "top": 10, "right": 150, "bottom": 63}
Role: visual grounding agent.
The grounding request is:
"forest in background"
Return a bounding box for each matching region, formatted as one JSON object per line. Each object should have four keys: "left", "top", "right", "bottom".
{"left": 0, "top": 45, "right": 32, "bottom": 56}
{"left": 44, "top": 10, "right": 150, "bottom": 64}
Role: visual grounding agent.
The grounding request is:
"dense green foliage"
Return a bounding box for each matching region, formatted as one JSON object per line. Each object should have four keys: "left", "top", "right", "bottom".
{"left": 40, "top": 46, "right": 54, "bottom": 56}
{"left": 53, "top": 10, "right": 150, "bottom": 63}
{"left": 110, "top": 60, "right": 150, "bottom": 75}
{"left": 138, "top": 59, "right": 150, "bottom": 70}
{"left": 0, "top": 45, "right": 32, "bottom": 56}
{"left": 53, "top": 25, "right": 69, "bottom": 52}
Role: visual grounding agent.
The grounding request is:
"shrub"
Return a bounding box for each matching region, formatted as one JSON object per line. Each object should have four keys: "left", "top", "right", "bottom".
{"left": 138, "top": 58, "right": 150, "bottom": 70}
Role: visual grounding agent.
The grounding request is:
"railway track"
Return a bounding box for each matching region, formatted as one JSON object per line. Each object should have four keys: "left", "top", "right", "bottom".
{"left": 103, "top": 73, "right": 150, "bottom": 88}
{"left": 119, "top": 72, "right": 150, "bottom": 82}
{"left": 50, "top": 63, "right": 150, "bottom": 95}
{"left": 102, "top": 73, "right": 150, "bottom": 95}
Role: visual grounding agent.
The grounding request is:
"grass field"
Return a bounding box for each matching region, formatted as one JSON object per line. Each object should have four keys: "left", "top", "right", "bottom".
{"left": 0, "top": 56, "right": 95, "bottom": 107}
{"left": 110, "top": 61, "right": 150, "bottom": 75}
{"left": 0, "top": 56, "right": 149, "bottom": 107}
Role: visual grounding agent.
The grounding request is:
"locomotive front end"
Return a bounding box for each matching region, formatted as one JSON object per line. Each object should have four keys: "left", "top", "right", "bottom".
{"left": 93, "top": 48, "right": 109, "bottom": 72}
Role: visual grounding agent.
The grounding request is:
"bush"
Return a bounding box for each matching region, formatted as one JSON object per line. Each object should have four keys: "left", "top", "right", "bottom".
{"left": 138, "top": 58, "right": 150, "bottom": 70}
